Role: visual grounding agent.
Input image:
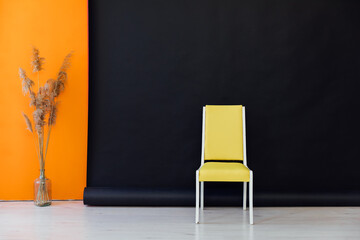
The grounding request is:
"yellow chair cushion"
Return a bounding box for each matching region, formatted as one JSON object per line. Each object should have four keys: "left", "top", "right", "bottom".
{"left": 204, "top": 105, "right": 243, "bottom": 160}
{"left": 199, "top": 162, "right": 250, "bottom": 182}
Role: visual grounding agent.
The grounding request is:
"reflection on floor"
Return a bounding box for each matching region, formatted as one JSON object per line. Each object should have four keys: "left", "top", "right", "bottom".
{"left": 0, "top": 201, "right": 359, "bottom": 240}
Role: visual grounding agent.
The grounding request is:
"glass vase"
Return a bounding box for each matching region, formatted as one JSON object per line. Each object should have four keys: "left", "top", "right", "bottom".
{"left": 34, "top": 170, "right": 52, "bottom": 207}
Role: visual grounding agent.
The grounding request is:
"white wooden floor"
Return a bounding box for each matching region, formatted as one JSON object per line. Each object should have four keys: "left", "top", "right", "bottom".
{"left": 0, "top": 201, "right": 359, "bottom": 240}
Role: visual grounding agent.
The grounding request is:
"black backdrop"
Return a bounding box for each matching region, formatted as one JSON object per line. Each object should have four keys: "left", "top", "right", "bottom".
{"left": 85, "top": 0, "right": 360, "bottom": 206}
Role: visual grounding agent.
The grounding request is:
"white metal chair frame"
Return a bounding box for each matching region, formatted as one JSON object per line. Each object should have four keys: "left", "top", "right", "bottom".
{"left": 195, "top": 106, "right": 254, "bottom": 224}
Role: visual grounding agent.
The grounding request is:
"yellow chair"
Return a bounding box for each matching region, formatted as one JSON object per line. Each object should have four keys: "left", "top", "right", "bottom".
{"left": 195, "top": 105, "right": 254, "bottom": 224}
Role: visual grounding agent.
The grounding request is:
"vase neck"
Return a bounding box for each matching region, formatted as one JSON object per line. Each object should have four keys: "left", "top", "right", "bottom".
{"left": 40, "top": 169, "right": 45, "bottom": 179}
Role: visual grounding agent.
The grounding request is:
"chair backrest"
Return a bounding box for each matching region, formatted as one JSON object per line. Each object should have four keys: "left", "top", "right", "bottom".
{"left": 202, "top": 105, "right": 246, "bottom": 163}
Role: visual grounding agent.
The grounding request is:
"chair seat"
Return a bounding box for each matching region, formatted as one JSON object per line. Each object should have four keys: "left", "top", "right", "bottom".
{"left": 199, "top": 162, "right": 250, "bottom": 182}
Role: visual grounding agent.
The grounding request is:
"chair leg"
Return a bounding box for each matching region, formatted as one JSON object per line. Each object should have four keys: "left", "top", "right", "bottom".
{"left": 200, "top": 182, "right": 204, "bottom": 210}
{"left": 195, "top": 170, "right": 200, "bottom": 223}
{"left": 243, "top": 182, "right": 247, "bottom": 210}
{"left": 249, "top": 170, "right": 254, "bottom": 224}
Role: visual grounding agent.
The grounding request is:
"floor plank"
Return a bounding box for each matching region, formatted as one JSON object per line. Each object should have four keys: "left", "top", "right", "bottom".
{"left": 0, "top": 201, "right": 359, "bottom": 240}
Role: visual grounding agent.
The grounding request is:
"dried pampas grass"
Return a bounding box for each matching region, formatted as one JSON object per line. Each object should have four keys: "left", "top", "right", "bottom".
{"left": 31, "top": 47, "right": 45, "bottom": 73}
{"left": 58, "top": 52, "right": 73, "bottom": 77}
{"left": 53, "top": 79, "right": 65, "bottom": 97}
{"left": 54, "top": 52, "right": 73, "bottom": 96}
{"left": 22, "top": 112, "right": 33, "bottom": 133}
{"left": 48, "top": 102, "right": 59, "bottom": 126}
{"left": 29, "top": 92, "right": 37, "bottom": 108}
{"left": 33, "top": 109, "right": 46, "bottom": 134}
{"left": 20, "top": 48, "right": 72, "bottom": 168}
{"left": 19, "top": 68, "right": 34, "bottom": 95}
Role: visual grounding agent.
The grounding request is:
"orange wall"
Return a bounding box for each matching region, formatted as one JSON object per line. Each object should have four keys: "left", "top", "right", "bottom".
{"left": 0, "top": 0, "right": 88, "bottom": 200}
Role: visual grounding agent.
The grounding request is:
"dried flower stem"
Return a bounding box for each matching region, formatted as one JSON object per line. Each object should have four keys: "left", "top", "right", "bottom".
{"left": 34, "top": 134, "right": 42, "bottom": 167}
{"left": 45, "top": 101, "right": 57, "bottom": 159}
{"left": 44, "top": 125, "right": 52, "bottom": 160}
